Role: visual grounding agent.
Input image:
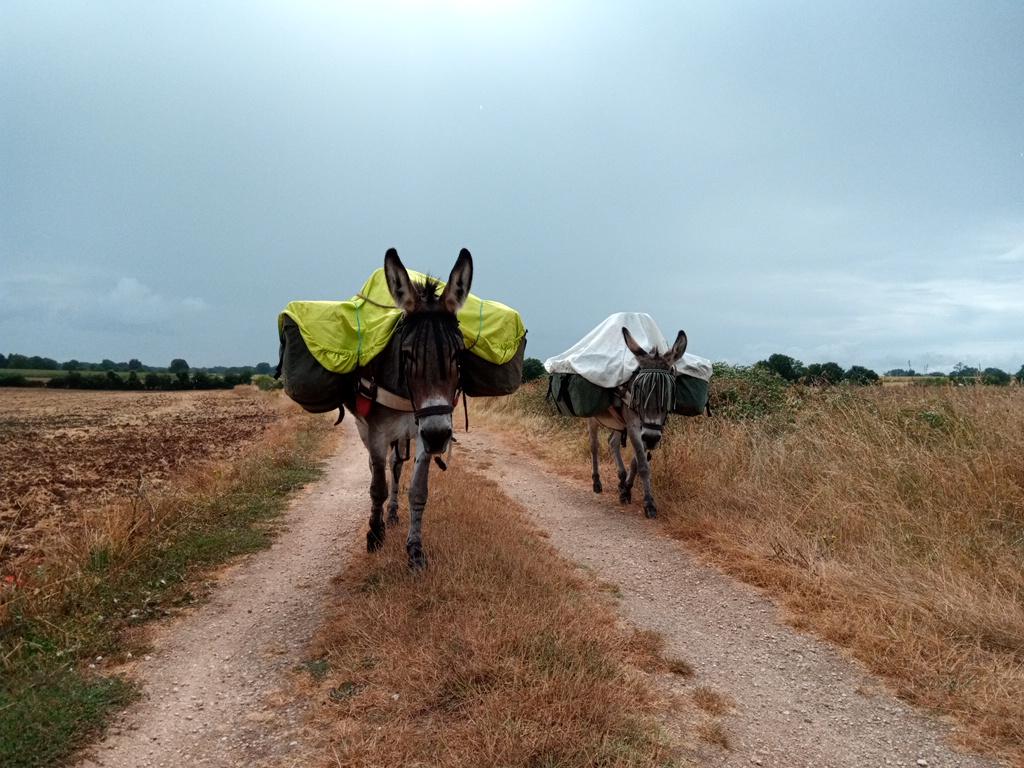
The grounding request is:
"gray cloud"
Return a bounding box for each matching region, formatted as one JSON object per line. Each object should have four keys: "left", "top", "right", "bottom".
{"left": 1, "top": 1, "right": 1022, "bottom": 370}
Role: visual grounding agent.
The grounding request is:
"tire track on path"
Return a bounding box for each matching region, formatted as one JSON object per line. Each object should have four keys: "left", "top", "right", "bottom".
{"left": 78, "top": 427, "right": 365, "bottom": 768}
{"left": 461, "top": 426, "right": 1003, "bottom": 768}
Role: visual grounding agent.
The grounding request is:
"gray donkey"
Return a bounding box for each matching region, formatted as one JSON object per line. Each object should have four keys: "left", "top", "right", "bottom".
{"left": 346, "top": 247, "right": 472, "bottom": 569}
{"left": 588, "top": 327, "right": 687, "bottom": 519}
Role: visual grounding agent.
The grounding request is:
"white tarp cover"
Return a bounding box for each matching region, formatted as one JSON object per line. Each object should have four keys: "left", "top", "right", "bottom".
{"left": 544, "top": 312, "right": 713, "bottom": 389}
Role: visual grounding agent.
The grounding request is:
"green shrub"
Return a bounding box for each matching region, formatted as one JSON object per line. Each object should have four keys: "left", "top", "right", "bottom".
{"left": 710, "top": 363, "right": 789, "bottom": 420}
{"left": 252, "top": 374, "right": 282, "bottom": 391}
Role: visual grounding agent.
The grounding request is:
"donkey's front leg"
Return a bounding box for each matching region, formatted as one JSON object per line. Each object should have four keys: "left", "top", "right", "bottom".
{"left": 366, "top": 447, "right": 388, "bottom": 552}
{"left": 386, "top": 441, "right": 406, "bottom": 526}
{"left": 609, "top": 431, "right": 631, "bottom": 504}
{"left": 625, "top": 455, "right": 638, "bottom": 496}
{"left": 625, "top": 426, "right": 657, "bottom": 518}
{"left": 406, "top": 441, "right": 432, "bottom": 570}
{"left": 588, "top": 419, "right": 603, "bottom": 493}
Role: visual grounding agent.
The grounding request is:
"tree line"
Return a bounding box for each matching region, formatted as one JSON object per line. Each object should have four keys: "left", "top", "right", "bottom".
{"left": 0, "top": 354, "right": 276, "bottom": 390}
{"left": 757, "top": 354, "right": 1024, "bottom": 386}
{"left": 0, "top": 353, "right": 273, "bottom": 375}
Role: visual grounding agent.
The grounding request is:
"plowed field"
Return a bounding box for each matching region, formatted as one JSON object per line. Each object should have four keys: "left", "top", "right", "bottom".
{"left": 0, "top": 389, "right": 282, "bottom": 571}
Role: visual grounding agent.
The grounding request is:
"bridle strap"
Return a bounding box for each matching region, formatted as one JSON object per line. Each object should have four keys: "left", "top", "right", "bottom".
{"left": 399, "top": 318, "right": 465, "bottom": 428}
{"left": 414, "top": 403, "right": 454, "bottom": 422}
{"left": 641, "top": 421, "right": 665, "bottom": 431}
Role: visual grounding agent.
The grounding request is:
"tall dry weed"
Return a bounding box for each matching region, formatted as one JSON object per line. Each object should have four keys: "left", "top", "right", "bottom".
{"left": 474, "top": 382, "right": 1024, "bottom": 762}
{"left": 302, "top": 464, "right": 688, "bottom": 767}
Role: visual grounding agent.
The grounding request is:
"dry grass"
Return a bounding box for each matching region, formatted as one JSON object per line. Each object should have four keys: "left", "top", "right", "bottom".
{"left": 691, "top": 687, "right": 732, "bottom": 716}
{"left": 301, "top": 463, "right": 694, "bottom": 768}
{"left": 695, "top": 721, "right": 730, "bottom": 750}
{"left": 1, "top": 390, "right": 337, "bottom": 767}
{"left": 1, "top": 391, "right": 335, "bottom": 624}
{"left": 472, "top": 382, "right": 1024, "bottom": 764}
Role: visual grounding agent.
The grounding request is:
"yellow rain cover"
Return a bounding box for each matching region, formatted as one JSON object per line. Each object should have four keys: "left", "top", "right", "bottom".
{"left": 278, "top": 268, "right": 526, "bottom": 374}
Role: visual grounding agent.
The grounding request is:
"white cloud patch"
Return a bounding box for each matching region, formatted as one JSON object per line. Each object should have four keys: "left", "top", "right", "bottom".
{"left": 995, "top": 242, "right": 1024, "bottom": 263}
{"left": 0, "top": 273, "right": 208, "bottom": 329}
{"left": 104, "top": 277, "right": 208, "bottom": 325}
{"left": 744, "top": 271, "right": 1024, "bottom": 371}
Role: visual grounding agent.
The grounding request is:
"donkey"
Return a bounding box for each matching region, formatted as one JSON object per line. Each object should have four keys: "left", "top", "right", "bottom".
{"left": 588, "top": 327, "right": 687, "bottom": 519}
{"left": 346, "top": 247, "right": 472, "bottom": 569}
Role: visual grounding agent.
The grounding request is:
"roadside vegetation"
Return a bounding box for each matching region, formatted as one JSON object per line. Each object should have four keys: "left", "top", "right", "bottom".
{"left": 298, "top": 462, "right": 709, "bottom": 767}
{"left": 0, "top": 353, "right": 276, "bottom": 390}
{"left": 475, "top": 372, "right": 1024, "bottom": 764}
{"left": 0, "top": 395, "right": 334, "bottom": 768}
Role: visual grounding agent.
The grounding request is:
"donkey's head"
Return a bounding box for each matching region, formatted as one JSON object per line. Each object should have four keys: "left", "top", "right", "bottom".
{"left": 384, "top": 247, "right": 472, "bottom": 455}
{"left": 622, "top": 327, "right": 687, "bottom": 450}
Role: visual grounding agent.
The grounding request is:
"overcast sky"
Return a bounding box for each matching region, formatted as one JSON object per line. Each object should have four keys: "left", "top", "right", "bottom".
{"left": 2, "top": 1, "right": 1022, "bottom": 373}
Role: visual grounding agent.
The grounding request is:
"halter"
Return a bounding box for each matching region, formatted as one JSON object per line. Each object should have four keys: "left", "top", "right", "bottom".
{"left": 624, "top": 368, "right": 675, "bottom": 433}
{"left": 395, "top": 313, "right": 465, "bottom": 425}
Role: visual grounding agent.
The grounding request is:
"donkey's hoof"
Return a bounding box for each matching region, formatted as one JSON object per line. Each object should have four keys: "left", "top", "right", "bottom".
{"left": 366, "top": 524, "right": 385, "bottom": 552}
{"left": 406, "top": 542, "right": 428, "bottom": 571}
{"left": 593, "top": 479, "right": 603, "bottom": 494}
{"left": 618, "top": 487, "right": 632, "bottom": 504}
{"left": 643, "top": 502, "right": 658, "bottom": 519}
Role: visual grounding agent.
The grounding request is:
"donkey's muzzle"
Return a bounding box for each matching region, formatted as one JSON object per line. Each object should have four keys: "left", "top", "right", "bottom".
{"left": 415, "top": 404, "right": 454, "bottom": 455}
{"left": 641, "top": 424, "right": 663, "bottom": 451}
{"left": 419, "top": 419, "right": 453, "bottom": 455}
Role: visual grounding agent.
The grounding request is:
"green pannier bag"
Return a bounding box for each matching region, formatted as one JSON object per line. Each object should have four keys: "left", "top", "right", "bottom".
{"left": 672, "top": 374, "right": 710, "bottom": 417}
{"left": 548, "top": 371, "right": 709, "bottom": 419}
{"left": 460, "top": 336, "right": 527, "bottom": 397}
{"left": 547, "top": 372, "right": 614, "bottom": 418}
{"left": 277, "top": 316, "right": 356, "bottom": 413}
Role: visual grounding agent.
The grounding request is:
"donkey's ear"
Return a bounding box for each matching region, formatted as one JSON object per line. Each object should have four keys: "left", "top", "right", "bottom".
{"left": 666, "top": 330, "right": 688, "bottom": 365}
{"left": 622, "top": 327, "right": 648, "bottom": 358}
{"left": 384, "top": 247, "right": 418, "bottom": 313}
{"left": 440, "top": 248, "right": 473, "bottom": 314}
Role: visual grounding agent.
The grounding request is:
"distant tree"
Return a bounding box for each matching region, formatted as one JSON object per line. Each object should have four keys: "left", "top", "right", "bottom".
{"left": 7, "top": 353, "right": 29, "bottom": 369}
{"left": 144, "top": 372, "right": 164, "bottom": 389}
{"left": 884, "top": 368, "right": 916, "bottom": 377}
{"left": 223, "top": 373, "right": 241, "bottom": 387}
{"left": 105, "top": 370, "right": 123, "bottom": 388}
{"left": 981, "top": 367, "right": 1011, "bottom": 386}
{"left": 1016, "top": 364, "right": 1024, "bottom": 385}
{"left": 192, "top": 371, "right": 213, "bottom": 388}
{"left": 949, "top": 363, "right": 980, "bottom": 384}
{"left": 27, "top": 356, "right": 59, "bottom": 370}
{"left": 175, "top": 370, "right": 191, "bottom": 388}
{"left": 100, "top": 359, "right": 117, "bottom": 371}
{"left": 128, "top": 358, "right": 142, "bottom": 371}
{"left": 844, "top": 365, "right": 880, "bottom": 385}
{"left": 804, "top": 362, "right": 845, "bottom": 385}
{"left": 0, "top": 353, "right": 6, "bottom": 368}
{"left": 169, "top": 358, "right": 190, "bottom": 374}
{"left": 254, "top": 362, "right": 272, "bottom": 375}
{"left": 126, "top": 371, "right": 143, "bottom": 390}
{"left": 756, "top": 354, "right": 806, "bottom": 382}
{"left": 62, "top": 360, "right": 81, "bottom": 371}
{"left": 522, "top": 357, "right": 546, "bottom": 382}
{"left": 237, "top": 368, "right": 253, "bottom": 385}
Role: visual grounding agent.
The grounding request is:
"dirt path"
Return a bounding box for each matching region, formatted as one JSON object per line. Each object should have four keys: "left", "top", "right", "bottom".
{"left": 460, "top": 427, "right": 1003, "bottom": 768}
{"left": 77, "top": 427, "right": 367, "bottom": 768}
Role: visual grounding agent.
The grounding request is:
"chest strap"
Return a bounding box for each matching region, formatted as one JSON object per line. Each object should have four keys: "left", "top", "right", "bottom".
{"left": 358, "top": 377, "right": 415, "bottom": 412}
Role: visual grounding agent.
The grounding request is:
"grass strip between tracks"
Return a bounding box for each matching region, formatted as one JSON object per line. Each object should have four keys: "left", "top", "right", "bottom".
{"left": 299, "top": 460, "right": 700, "bottom": 767}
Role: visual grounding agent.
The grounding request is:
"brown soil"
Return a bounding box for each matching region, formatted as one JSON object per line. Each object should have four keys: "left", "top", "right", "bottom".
{"left": 0, "top": 389, "right": 280, "bottom": 571}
